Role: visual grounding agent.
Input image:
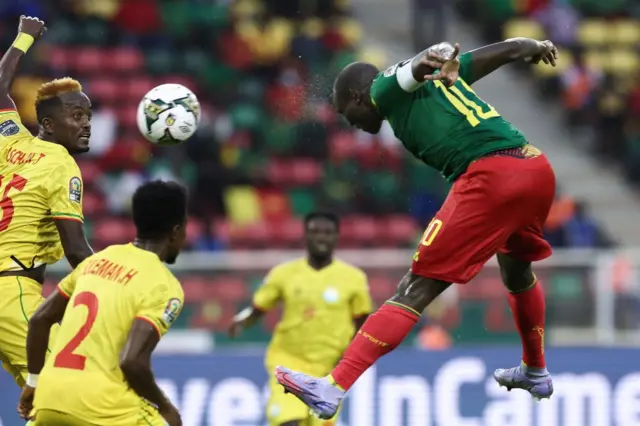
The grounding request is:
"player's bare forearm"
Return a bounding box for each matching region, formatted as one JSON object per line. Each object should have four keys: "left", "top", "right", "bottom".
{"left": 0, "top": 48, "right": 23, "bottom": 110}
{"left": 121, "top": 320, "right": 173, "bottom": 410}
{"left": 229, "top": 306, "right": 264, "bottom": 337}
{"left": 27, "top": 292, "right": 68, "bottom": 374}
{"left": 467, "top": 38, "right": 545, "bottom": 81}
{"left": 56, "top": 220, "right": 94, "bottom": 268}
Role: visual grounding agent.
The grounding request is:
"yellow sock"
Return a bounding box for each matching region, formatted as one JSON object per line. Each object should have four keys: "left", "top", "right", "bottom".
{"left": 327, "top": 374, "right": 345, "bottom": 391}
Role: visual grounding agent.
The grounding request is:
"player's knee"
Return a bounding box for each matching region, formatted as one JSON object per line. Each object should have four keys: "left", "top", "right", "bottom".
{"left": 497, "top": 253, "right": 534, "bottom": 293}
{"left": 390, "top": 271, "right": 450, "bottom": 312}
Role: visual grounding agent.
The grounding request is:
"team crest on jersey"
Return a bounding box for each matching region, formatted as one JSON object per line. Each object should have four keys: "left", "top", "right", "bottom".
{"left": 0, "top": 119, "right": 19, "bottom": 136}
{"left": 323, "top": 287, "right": 339, "bottom": 303}
{"left": 162, "top": 298, "right": 182, "bottom": 325}
{"left": 68, "top": 177, "right": 82, "bottom": 203}
{"left": 268, "top": 404, "right": 280, "bottom": 418}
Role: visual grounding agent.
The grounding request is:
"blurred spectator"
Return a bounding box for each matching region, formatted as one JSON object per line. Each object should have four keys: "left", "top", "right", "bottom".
{"left": 560, "top": 49, "right": 602, "bottom": 126}
{"left": 561, "top": 202, "right": 610, "bottom": 248}
{"left": 85, "top": 101, "right": 117, "bottom": 157}
{"left": 533, "top": 0, "right": 579, "bottom": 47}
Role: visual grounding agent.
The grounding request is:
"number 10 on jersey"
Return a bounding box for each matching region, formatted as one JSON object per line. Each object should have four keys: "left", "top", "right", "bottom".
{"left": 434, "top": 80, "right": 500, "bottom": 127}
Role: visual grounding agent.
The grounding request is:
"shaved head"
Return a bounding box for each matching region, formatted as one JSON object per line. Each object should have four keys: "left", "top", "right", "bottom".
{"left": 332, "top": 62, "right": 383, "bottom": 134}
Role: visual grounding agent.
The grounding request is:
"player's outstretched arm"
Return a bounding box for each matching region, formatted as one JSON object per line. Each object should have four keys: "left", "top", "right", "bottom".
{"left": 56, "top": 220, "right": 93, "bottom": 268}
{"left": 465, "top": 38, "right": 558, "bottom": 83}
{"left": 26, "top": 292, "right": 68, "bottom": 374}
{"left": 120, "top": 320, "right": 182, "bottom": 426}
{"left": 0, "top": 16, "right": 46, "bottom": 111}
{"left": 228, "top": 306, "right": 265, "bottom": 337}
{"left": 18, "top": 291, "right": 69, "bottom": 419}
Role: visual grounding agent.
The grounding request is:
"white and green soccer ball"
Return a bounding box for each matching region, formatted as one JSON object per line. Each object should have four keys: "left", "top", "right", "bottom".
{"left": 137, "top": 83, "right": 201, "bottom": 145}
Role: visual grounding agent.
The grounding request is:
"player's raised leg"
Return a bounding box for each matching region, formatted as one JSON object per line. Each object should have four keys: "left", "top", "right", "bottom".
{"left": 276, "top": 271, "right": 449, "bottom": 419}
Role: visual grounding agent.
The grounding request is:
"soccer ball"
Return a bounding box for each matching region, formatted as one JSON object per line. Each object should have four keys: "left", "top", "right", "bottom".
{"left": 136, "top": 84, "right": 201, "bottom": 145}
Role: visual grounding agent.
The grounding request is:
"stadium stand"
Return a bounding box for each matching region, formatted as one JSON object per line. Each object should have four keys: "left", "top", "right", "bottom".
{"left": 0, "top": 0, "right": 611, "bottom": 253}
{"left": 0, "top": 0, "right": 617, "bottom": 339}
{"left": 457, "top": 0, "right": 639, "bottom": 188}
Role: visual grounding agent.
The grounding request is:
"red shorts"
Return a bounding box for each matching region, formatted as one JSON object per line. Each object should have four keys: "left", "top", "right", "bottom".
{"left": 411, "top": 148, "right": 556, "bottom": 284}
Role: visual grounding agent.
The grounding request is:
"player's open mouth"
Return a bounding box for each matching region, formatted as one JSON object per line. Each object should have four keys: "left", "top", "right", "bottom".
{"left": 79, "top": 133, "right": 91, "bottom": 141}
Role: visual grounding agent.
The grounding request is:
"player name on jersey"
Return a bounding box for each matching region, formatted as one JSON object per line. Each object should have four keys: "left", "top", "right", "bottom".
{"left": 81, "top": 258, "right": 138, "bottom": 285}
{"left": 5, "top": 147, "right": 46, "bottom": 165}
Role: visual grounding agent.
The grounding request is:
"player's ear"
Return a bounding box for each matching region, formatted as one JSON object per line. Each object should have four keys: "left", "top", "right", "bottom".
{"left": 41, "top": 117, "right": 54, "bottom": 134}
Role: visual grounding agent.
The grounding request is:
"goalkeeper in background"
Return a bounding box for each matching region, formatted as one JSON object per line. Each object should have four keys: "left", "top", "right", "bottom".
{"left": 229, "top": 212, "right": 372, "bottom": 426}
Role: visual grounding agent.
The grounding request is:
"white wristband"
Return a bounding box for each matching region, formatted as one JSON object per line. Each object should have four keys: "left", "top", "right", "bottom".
{"left": 396, "top": 60, "right": 424, "bottom": 92}
{"left": 26, "top": 373, "right": 38, "bottom": 388}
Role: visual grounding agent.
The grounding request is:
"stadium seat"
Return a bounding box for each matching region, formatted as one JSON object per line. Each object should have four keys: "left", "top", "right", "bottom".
{"left": 224, "top": 186, "right": 262, "bottom": 226}
{"left": 290, "top": 159, "right": 322, "bottom": 186}
{"left": 577, "top": 20, "right": 609, "bottom": 47}
{"left": 379, "top": 215, "right": 419, "bottom": 246}
{"left": 341, "top": 215, "right": 378, "bottom": 246}
{"left": 212, "top": 219, "right": 230, "bottom": 243}
{"left": 82, "top": 190, "right": 107, "bottom": 216}
{"left": 47, "top": 46, "right": 74, "bottom": 72}
{"left": 502, "top": 19, "right": 545, "bottom": 42}
{"left": 608, "top": 49, "right": 639, "bottom": 75}
{"left": 186, "top": 217, "right": 205, "bottom": 247}
{"left": 114, "top": 104, "right": 140, "bottom": 130}
{"left": 107, "top": 47, "right": 145, "bottom": 74}
{"left": 265, "top": 160, "right": 292, "bottom": 186}
{"left": 181, "top": 276, "right": 209, "bottom": 303}
{"left": 123, "top": 76, "right": 156, "bottom": 102}
{"left": 610, "top": 20, "right": 640, "bottom": 46}
{"left": 93, "top": 218, "right": 136, "bottom": 248}
{"left": 267, "top": 217, "right": 304, "bottom": 247}
{"left": 228, "top": 222, "right": 270, "bottom": 248}
{"left": 87, "top": 78, "right": 120, "bottom": 105}
{"left": 584, "top": 49, "right": 608, "bottom": 72}
{"left": 76, "top": 160, "right": 103, "bottom": 186}
{"left": 208, "top": 275, "right": 249, "bottom": 302}
{"left": 257, "top": 190, "right": 291, "bottom": 221}
{"left": 145, "top": 48, "right": 176, "bottom": 75}
{"left": 367, "top": 274, "right": 395, "bottom": 303}
{"left": 72, "top": 47, "right": 105, "bottom": 75}
{"left": 329, "top": 131, "right": 358, "bottom": 161}
{"left": 288, "top": 188, "right": 317, "bottom": 217}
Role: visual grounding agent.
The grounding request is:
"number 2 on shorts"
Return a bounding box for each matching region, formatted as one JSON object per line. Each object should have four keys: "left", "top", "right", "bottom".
{"left": 421, "top": 218, "right": 443, "bottom": 246}
{"left": 54, "top": 291, "right": 99, "bottom": 370}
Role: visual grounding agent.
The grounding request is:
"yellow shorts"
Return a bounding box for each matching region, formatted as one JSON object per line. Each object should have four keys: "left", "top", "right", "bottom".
{"left": 266, "top": 366, "right": 340, "bottom": 426}
{"left": 0, "top": 276, "right": 59, "bottom": 387}
{"left": 33, "top": 409, "right": 96, "bottom": 426}
{"left": 33, "top": 406, "right": 167, "bottom": 426}
{"left": 33, "top": 410, "right": 167, "bottom": 426}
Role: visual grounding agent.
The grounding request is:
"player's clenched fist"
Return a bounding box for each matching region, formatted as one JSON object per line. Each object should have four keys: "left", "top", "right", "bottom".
{"left": 18, "top": 15, "right": 46, "bottom": 39}
{"left": 528, "top": 40, "right": 558, "bottom": 67}
{"left": 17, "top": 385, "right": 35, "bottom": 420}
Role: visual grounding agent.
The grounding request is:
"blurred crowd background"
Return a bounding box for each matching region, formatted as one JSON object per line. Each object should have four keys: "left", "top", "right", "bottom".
{"left": 0, "top": 0, "right": 638, "bottom": 347}
{"left": 0, "top": 0, "right": 625, "bottom": 254}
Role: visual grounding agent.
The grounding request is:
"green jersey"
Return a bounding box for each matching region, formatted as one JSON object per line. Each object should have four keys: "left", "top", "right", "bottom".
{"left": 370, "top": 52, "right": 527, "bottom": 181}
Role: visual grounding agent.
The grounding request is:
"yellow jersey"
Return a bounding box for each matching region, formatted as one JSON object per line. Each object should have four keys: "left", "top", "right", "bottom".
{"left": 34, "top": 244, "right": 184, "bottom": 425}
{"left": 254, "top": 258, "right": 372, "bottom": 376}
{"left": 0, "top": 109, "right": 83, "bottom": 272}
